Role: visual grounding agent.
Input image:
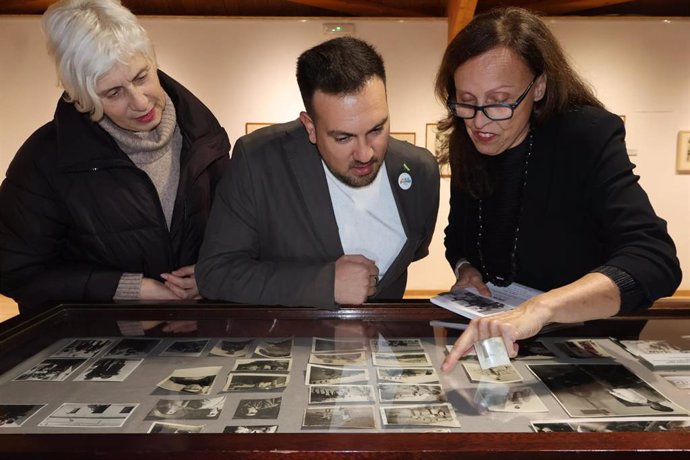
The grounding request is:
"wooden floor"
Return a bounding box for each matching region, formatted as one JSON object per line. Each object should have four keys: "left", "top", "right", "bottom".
{"left": 0, "top": 295, "right": 19, "bottom": 322}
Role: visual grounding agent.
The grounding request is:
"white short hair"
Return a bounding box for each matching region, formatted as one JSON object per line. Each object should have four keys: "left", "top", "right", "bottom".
{"left": 42, "top": 0, "right": 157, "bottom": 120}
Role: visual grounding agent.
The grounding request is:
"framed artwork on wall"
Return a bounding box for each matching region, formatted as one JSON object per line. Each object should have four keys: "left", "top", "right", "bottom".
{"left": 390, "top": 132, "right": 416, "bottom": 145}
{"left": 425, "top": 123, "right": 450, "bottom": 178}
{"left": 245, "top": 123, "right": 274, "bottom": 134}
{"left": 677, "top": 130, "right": 690, "bottom": 173}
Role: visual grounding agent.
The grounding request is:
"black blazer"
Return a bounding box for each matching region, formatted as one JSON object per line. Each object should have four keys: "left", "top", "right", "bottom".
{"left": 197, "top": 120, "right": 440, "bottom": 308}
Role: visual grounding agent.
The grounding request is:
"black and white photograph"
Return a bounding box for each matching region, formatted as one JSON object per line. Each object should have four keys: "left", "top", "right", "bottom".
{"left": 312, "top": 337, "right": 366, "bottom": 353}
{"left": 148, "top": 421, "right": 204, "bottom": 433}
{"left": 660, "top": 373, "right": 690, "bottom": 389}
{"left": 309, "top": 351, "right": 367, "bottom": 367}
{"left": 516, "top": 340, "right": 556, "bottom": 359}
{"left": 160, "top": 339, "right": 210, "bottom": 357}
{"left": 372, "top": 352, "right": 432, "bottom": 367}
{"left": 615, "top": 339, "right": 682, "bottom": 357}
{"left": 370, "top": 338, "right": 424, "bottom": 353}
{"left": 474, "top": 384, "right": 548, "bottom": 412}
{"left": 380, "top": 403, "right": 460, "bottom": 428}
{"left": 463, "top": 362, "right": 523, "bottom": 384}
{"left": 157, "top": 366, "right": 222, "bottom": 395}
{"left": 51, "top": 338, "right": 114, "bottom": 358}
{"left": 376, "top": 367, "right": 439, "bottom": 384}
{"left": 253, "top": 338, "right": 293, "bottom": 358}
{"left": 233, "top": 397, "right": 282, "bottom": 419}
{"left": 39, "top": 403, "right": 137, "bottom": 428}
{"left": 232, "top": 358, "right": 292, "bottom": 373}
{"left": 224, "top": 373, "right": 289, "bottom": 392}
{"left": 105, "top": 338, "right": 161, "bottom": 357}
{"left": 74, "top": 358, "right": 142, "bottom": 382}
{"left": 532, "top": 417, "right": 690, "bottom": 433}
{"left": 145, "top": 396, "right": 226, "bottom": 420}
{"left": 378, "top": 384, "right": 447, "bottom": 403}
{"left": 302, "top": 405, "right": 376, "bottom": 429}
{"left": 210, "top": 338, "right": 254, "bottom": 357}
{"left": 431, "top": 289, "right": 512, "bottom": 319}
{"left": 306, "top": 364, "right": 369, "bottom": 385}
{"left": 552, "top": 339, "right": 613, "bottom": 359}
{"left": 0, "top": 404, "right": 45, "bottom": 428}
{"left": 528, "top": 363, "right": 688, "bottom": 417}
{"left": 309, "top": 385, "right": 375, "bottom": 404}
{"left": 15, "top": 358, "right": 86, "bottom": 382}
{"left": 224, "top": 424, "right": 279, "bottom": 433}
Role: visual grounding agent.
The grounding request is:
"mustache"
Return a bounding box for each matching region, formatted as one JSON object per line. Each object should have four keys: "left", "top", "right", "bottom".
{"left": 351, "top": 159, "right": 378, "bottom": 168}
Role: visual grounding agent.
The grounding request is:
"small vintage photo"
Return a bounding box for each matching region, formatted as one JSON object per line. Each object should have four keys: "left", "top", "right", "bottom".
{"left": 232, "top": 358, "right": 292, "bottom": 373}
{"left": 210, "top": 338, "right": 254, "bottom": 357}
{"left": 528, "top": 363, "right": 688, "bottom": 417}
{"left": 615, "top": 339, "right": 682, "bottom": 357}
{"left": 145, "top": 396, "right": 226, "bottom": 420}
{"left": 309, "top": 351, "right": 367, "bottom": 367}
{"left": 302, "top": 405, "right": 376, "bottom": 429}
{"left": 516, "top": 340, "right": 556, "bottom": 359}
{"left": 463, "top": 361, "right": 523, "bottom": 384}
{"left": 378, "top": 384, "right": 447, "bottom": 403}
{"left": 160, "top": 339, "right": 210, "bottom": 357}
{"left": 254, "top": 338, "right": 293, "bottom": 358}
{"left": 157, "top": 366, "right": 222, "bottom": 395}
{"left": 148, "top": 421, "right": 204, "bottom": 433}
{"left": 376, "top": 367, "right": 439, "bottom": 384}
{"left": 660, "top": 373, "right": 690, "bottom": 389}
{"left": 39, "top": 403, "right": 137, "bottom": 428}
{"left": 438, "top": 290, "right": 511, "bottom": 317}
{"left": 372, "top": 352, "right": 432, "bottom": 367}
{"left": 306, "top": 364, "right": 369, "bottom": 385}
{"left": 312, "top": 337, "right": 366, "bottom": 353}
{"left": 224, "top": 373, "right": 289, "bottom": 392}
{"left": 74, "top": 358, "right": 142, "bottom": 382}
{"left": 0, "top": 404, "right": 45, "bottom": 428}
{"left": 105, "top": 338, "right": 160, "bottom": 357}
{"left": 474, "top": 384, "right": 547, "bottom": 412}
{"left": 552, "top": 339, "right": 612, "bottom": 359}
{"left": 15, "top": 358, "right": 86, "bottom": 382}
{"left": 380, "top": 403, "right": 460, "bottom": 428}
{"left": 51, "top": 338, "right": 113, "bottom": 359}
{"left": 233, "top": 397, "right": 282, "bottom": 419}
{"left": 224, "top": 424, "right": 278, "bottom": 433}
{"left": 370, "top": 338, "right": 424, "bottom": 353}
{"left": 309, "top": 385, "right": 376, "bottom": 404}
{"left": 532, "top": 417, "right": 690, "bottom": 433}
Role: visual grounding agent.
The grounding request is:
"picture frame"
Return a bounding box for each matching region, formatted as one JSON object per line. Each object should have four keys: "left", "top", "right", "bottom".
{"left": 677, "top": 130, "right": 690, "bottom": 173}
{"left": 425, "top": 123, "right": 450, "bottom": 178}
{"left": 245, "top": 122, "right": 274, "bottom": 134}
{"left": 390, "top": 132, "right": 416, "bottom": 144}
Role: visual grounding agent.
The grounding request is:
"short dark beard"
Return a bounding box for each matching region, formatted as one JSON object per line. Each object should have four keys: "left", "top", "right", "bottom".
{"left": 327, "top": 160, "right": 382, "bottom": 188}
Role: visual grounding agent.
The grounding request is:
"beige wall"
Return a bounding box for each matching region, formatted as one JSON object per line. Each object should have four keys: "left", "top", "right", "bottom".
{"left": 0, "top": 16, "right": 688, "bottom": 295}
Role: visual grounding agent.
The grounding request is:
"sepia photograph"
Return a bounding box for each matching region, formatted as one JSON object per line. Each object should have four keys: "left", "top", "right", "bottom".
{"left": 552, "top": 339, "right": 613, "bottom": 359}
{"left": 160, "top": 339, "right": 210, "bottom": 357}
{"left": 51, "top": 338, "right": 113, "bottom": 358}
{"left": 157, "top": 366, "right": 222, "bottom": 395}
{"left": 372, "top": 352, "right": 432, "bottom": 368}
{"left": 376, "top": 367, "right": 439, "bottom": 384}
{"left": 15, "top": 358, "right": 86, "bottom": 382}
{"left": 370, "top": 338, "right": 424, "bottom": 353}
{"left": 532, "top": 417, "right": 690, "bottom": 433}
{"left": 302, "top": 405, "right": 376, "bottom": 429}
{"left": 74, "top": 358, "right": 142, "bottom": 382}
{"left": 224, "top": 373, "right": 289, "bottom": 392}
{"left": 309, "top": 385, "right": 376, "bottom": 404}
{"left": 309, "top": 351, "right": 367, "bottom": 367}
{"left": 148, "top": 421, "right": 204, "bottom": 433}
{"left": 210, "top": 338, "right": 254, "bottom": 357}
{"left": 615, "top": 339, "right": 682, "bottom": 357}
{"left": 378, "top": 384, "right": 447, "bottom": 403}
{"left": 39, "top": 403, "right": 138, "bottom": 428}
{"left": 528, "top": 363, "right": 688, "bottom": 417}
{"left": 233, "top": 397, "right": 282, "bottom": 419}
{"left": 254, "top": 338, "right": 293, "bottom": 358}
{"left": 145, "top": 396, "right": 226, "bottom": 420}
{"left": 463, "top": 362, "right": 523, "bottom": 384}
{"left": 312, "top": 337, "right": 366, "bottom": 353}
{"left": 224, "top": 424, "right": 278, "bottom": 433}
{"left": 660, "top": 373, "right": 690, "bottom": 389}
{"left": 0, "top": 404, "right": 45, "bottom": 428}
{"left": 232, "top": 358, "right": 292, "bottom": 373}
{"left": 105, "top": 338, "right": 160, "bottom": 357}
{"left": 380, "top": 403, "right": 460, "bottom": 428}
{"left": 306, "top": 364, "right": 369, "bottom": 385}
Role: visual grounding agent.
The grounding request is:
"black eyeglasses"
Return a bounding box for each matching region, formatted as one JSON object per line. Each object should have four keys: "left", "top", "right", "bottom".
{"left": 447, "top": 76, "right": 538, "bottom": 121}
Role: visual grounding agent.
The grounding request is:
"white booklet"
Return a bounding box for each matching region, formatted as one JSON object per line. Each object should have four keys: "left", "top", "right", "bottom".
{"left": 430, "top": 282, "right": 542, "bottom": 320}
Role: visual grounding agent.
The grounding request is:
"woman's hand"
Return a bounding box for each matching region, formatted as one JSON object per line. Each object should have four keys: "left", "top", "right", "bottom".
{"left": 450, "top": 263, "right": 491, "bottom": 297}
{"left": 140, "top": 278, "right": 180, "bottom": 300}
{"left": 161, "top": 264, "right": 201, "bottom": 300}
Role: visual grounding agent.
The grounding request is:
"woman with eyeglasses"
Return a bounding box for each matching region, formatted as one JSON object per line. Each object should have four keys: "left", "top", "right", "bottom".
{"left": 437, "top": 7, "right": 680, "bottom": 372}
{"left": 0, "top": 0, "right": 230, "bottom": 314}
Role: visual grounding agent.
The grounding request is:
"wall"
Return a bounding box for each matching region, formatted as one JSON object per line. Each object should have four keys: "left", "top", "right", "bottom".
{"left": 0, "top": 15, "right": 688, "bottom": 294}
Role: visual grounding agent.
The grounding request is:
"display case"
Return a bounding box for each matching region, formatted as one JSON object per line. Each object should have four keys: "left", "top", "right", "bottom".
{"left": 1, "top": 300, "right": 689, "bottom": 459}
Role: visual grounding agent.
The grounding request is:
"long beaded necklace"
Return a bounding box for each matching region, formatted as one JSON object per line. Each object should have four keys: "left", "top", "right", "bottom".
{"left": 476, "top": 132, "right": 533, "bottom": 287}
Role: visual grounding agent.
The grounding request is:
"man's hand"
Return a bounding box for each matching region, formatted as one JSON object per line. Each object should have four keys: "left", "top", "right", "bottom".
{"left": 334, "top": 255, "right": 379, "bottom": 305}
{"left": 161, "top": 264, "right": 201, "bottom": 300}
{"left": 450, "top": 263, "right": 491, "bottom": 297}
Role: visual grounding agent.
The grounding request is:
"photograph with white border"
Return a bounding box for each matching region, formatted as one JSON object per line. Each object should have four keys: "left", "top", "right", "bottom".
{"left": 372, "top": 352, "right": 432, "bottom": 367}
{"left": 312, "top": 337, "right": 366, "bottom": 353}
{"left": 463, "top": 361, "right": 523, "bottom": 384}
{"left": 308, "top": 385, "right": 375, "bottom": 404}
{"left": 210, "top": 338, "right": 254, "bottom": 357}
{"left": 148, "top": 421, "right": 204, "bottom": 433}
{"left": 378, "top": 384, "right": 447, "bottom": 403}
{"left": 51, "top": 338, "right": 114, "bottom": 359}
{"left": 306, "top": 364, "right": 369, "bottom": 385}
{"left": 0, "top": 404, "right": 45, "bottom": 428}
{"left": 15, "top": 358, "right": 86, "bottom": 382}
{"left": 254, "top": 338, "right": 293, "bottom": 358}
{"left": 157, "top": 366, "right": 221, "bottom": 395}
{"left": 380, "top": 403, "right": 460, "bottom": 428}
{"left": 145, "top": 396, "right": 226, "bottom": 420}
{"left": 224, "top": 373, "right": 289, "bottom": 392}
{"left": 232, "top": 358, "right": 291, "bottom": 373}
{"left": 39, "top": 403, "right": 137, "bottom": 428}
{"left": 74, "top": 358, "right": 142, "bottom": 382}
{"left": 302, "top": 405, "right": 376, "bottom": 429}
{"left": 376, "top": 367, "right": 439, "bottom": 384}
{"left": 309, "top": 351, "right": 367, "bottom": 367}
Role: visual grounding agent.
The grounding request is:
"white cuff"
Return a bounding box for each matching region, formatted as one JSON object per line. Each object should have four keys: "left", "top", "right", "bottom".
{"left": 453, "top": 259, "right": 471, "bottom": 278}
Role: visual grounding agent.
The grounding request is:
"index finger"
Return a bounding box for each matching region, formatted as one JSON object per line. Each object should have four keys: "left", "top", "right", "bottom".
{"left": 441, "top": 327, "right": 477, "bottom": 372}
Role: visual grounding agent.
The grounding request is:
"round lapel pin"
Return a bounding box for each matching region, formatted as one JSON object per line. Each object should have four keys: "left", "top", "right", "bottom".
{"left": 398, "top": 172, "right": 412, "bottom": 190}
